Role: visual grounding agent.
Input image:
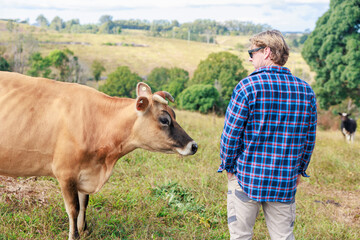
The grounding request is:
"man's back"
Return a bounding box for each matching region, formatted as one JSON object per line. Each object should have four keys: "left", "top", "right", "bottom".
{"left": 219, "top": 66, "right": 317, "bottom": 202}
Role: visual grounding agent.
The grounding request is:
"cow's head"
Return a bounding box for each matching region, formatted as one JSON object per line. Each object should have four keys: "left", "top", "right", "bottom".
{"left": 338, "top": 112, "right": 351, "bottom": 122}
{"left": 131, "top": 82, "right": 197, "bottom": 156}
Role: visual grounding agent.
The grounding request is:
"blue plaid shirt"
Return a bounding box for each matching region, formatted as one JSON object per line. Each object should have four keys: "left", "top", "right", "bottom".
{"left": 218, "top": 66, "right": 317, "bottom": 202}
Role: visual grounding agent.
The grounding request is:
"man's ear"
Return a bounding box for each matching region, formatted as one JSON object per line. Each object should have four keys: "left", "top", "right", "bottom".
{"left": 264, "top": 47, "right": 272, "bottom": 60}
{"left": 137, "top": 82, "right": 152, "bottom": 98}
{"left": 136, "top": 96, "right": 149, "bottom": 112}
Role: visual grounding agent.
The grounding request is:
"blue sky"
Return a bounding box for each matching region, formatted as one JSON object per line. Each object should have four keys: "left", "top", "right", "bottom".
{"left": 1, "top": 0, "right": 330, "bottom": 32}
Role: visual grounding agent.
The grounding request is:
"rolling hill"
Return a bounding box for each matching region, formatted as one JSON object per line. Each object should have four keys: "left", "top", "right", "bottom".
{"left": 0, "top": 20, "right": 314, "bottom": 82}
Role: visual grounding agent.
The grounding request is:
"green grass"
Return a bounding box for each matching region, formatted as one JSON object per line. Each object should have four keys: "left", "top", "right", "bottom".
{"left": 0, "top": 110, "right": 359, "bottom": 239}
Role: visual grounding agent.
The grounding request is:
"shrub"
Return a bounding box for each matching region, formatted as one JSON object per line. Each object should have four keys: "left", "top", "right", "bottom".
{"left": 190, "top": 51, "right": 247, "bottom": 103}
{"left": 178, "top": 84, "right": 220, "bottom": 113}
{"left": 99, "top": 66, "right": 141, "bottom": 98}
{"left": 0, "top": 56, "right": 10, "bottom": 71}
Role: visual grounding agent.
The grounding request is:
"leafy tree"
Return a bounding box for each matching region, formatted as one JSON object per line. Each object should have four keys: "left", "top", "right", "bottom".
{"left": 28, "top": 50, "right": 82, "bottom": 83}
{"left": 299, "top": 33, "right": 309, "bottom": 45}
{"left": 292, "top": 39, "right": 299, "bottom": 48}
{"left": 91, "top": 60, "right": 106, "bottom": 81}
{"left": 145, "top": 67, "right": 189, "bottom": 101}
{"left": 191, "top": 51, "right": 248, "bottom": 103}
{"left": 164, "top": 68, "right": 189, "bottom": 100}
{"left": 49, "top": 16, "right": 64, "bottom": 31}
{"left": 0, "top": 56, "right": 10, "bottom": 71}
{"left": 64, "top": 19, "right": 80, "bottom": 32}
{"left": 48, "top": 49, "right": 70, "bottom": 81}
{"left": 27, "top": 52, "right": 51, "bottom": 78}
{"left": 146, "top": 67, "right": 170, "bottom": 92}
{"left": 99, "top": 15, "right": 113, "bottom": 25}
{"left": 99, "top": 66, "right": 142, "bottom": 98}
{"left": 98, "top": 15, "right": 122, "bottom": 34}
{"left": 99, "top": 21, "right": 116, "bottom": 34}
{"left": 178, "top": 84, "right": 220, "bottom": 113}
{"left": 36, "top": 14, "right": 49, "bottom": 28}
{"left": 302, "top": 0, "right": 360, "bottom": 109}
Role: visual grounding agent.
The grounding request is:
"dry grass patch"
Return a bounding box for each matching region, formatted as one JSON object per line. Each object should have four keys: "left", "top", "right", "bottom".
{"left": 0, "top": 176, "right": 54, "bottom": 206}
{"left": 299, "top": 181, "right": 360, "bottom": 228}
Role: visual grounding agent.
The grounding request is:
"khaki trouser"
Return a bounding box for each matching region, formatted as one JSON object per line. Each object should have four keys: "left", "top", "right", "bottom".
{"left": 227, "top": 175, "right": 296, "bottom": 240}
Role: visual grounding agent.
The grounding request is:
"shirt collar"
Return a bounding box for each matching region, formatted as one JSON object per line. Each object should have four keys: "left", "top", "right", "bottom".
{"left": 249, "top": 66, "right": 291, "bottom": 76}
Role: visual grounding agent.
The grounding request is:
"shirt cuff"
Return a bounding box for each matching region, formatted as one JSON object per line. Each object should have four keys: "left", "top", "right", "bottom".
{"left": 299, "top": 170, "right": 310, "bottom": 178}
{"left": 218, "top": 165, "right": 235, "bottom": 173}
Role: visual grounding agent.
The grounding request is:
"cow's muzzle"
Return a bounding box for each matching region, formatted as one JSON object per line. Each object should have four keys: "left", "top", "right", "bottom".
{"left": 191, "top": 142, "right": 198, "bottom": 154}
{"left": 176, "top": 140, "right": 198, "bottom": 156}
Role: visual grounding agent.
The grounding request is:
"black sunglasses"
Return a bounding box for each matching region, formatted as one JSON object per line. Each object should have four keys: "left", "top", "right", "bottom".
{"left": 248, "top": 47, "right": 265, "bottom": 58}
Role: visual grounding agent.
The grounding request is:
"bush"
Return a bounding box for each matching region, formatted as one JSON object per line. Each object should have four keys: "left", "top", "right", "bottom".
{"left": 99, "top": 66, "right": 142, "bottom": 98}
{"left": 145, "top": 67, "right": 189, "bottom": 106}
{"left": 146, "top": 67, "right": 170, "bottom": 92}
{"left": 178, "top": 84, "right": 220, "bottom": 113}
{"left": 190, "top": 51, "right": 247, "bottom": 103}
{"left": 0, "top": 56, "right": 10, "bottom": 71}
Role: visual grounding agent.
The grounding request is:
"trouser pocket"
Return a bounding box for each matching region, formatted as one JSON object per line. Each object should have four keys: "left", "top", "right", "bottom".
{"left": 227, "top": 176, "right": 260, "bottom": 239}
{"left": 227, "top": 178, "right": 237, "bottom": 225}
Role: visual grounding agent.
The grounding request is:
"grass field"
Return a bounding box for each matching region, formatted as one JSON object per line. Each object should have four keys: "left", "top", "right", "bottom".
{"left": 0, "top": 110, "right": 359, "bottom": 239}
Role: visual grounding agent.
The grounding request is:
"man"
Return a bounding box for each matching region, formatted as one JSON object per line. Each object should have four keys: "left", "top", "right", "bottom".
{"left": 218, "top": 30, "right": 317, "bottom": 240}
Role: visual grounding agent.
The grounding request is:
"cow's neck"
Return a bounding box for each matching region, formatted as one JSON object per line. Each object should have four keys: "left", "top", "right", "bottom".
{"left": 94, "top": 97, "right": 139, "bottom": 163}
{"left": 75, "top": 97, "right": 141, "bottom": 194}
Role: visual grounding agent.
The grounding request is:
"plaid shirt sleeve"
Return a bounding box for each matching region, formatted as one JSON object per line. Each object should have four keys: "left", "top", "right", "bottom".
{"left": 299, "top": 94, "right": 317, "bottom": 177}
{"left": 218, "top": 85, "right": 248, "bottom": 173}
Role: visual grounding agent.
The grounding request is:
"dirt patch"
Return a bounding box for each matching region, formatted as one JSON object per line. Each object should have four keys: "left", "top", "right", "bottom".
{"left": 332, "top": 190, "right": 360, "bottom": 226}
{"left": 0, "top": 176, "right": 55, "bottom": 206}
{"left": 300, "top": 181, "right": 360, "bottom": 227}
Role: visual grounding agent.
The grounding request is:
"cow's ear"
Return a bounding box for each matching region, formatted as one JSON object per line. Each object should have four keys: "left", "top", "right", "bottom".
{"left": 137, "top": 82, "right": 152, "bottom": 98}
{"left": 136, "top": 96, "right": 149, "bottom": 112}
{"left": 338, "top": 113, "right": 342, "bottom": 116}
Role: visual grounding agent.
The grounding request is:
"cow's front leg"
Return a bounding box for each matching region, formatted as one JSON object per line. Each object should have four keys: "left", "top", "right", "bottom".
{"left": 59, "top": 178, "right": 80, "bottom": 240}
{"left": 351, "top": 133, "right": 355, "bottom": 143}
{"left": 77, "top": 192, "right": 89, "bottom": 234}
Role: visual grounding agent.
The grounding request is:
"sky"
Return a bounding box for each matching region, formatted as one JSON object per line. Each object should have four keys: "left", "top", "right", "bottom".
{"left": 1, "top": 0, "right": 330, "bottom": 32}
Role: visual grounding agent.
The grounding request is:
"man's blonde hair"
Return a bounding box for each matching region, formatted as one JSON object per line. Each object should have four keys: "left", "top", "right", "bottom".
{"left": 250, "top": 30, "right": 289, "bottom": 66}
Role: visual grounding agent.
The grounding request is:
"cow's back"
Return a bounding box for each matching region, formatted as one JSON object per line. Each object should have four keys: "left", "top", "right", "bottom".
{"left": 0, "top": 71, "right": 106, "bottom": 177}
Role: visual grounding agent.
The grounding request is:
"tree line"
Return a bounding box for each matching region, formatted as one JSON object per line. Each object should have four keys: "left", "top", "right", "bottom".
{"left": 6, "top": 15, "right": 272, "bottom": 43}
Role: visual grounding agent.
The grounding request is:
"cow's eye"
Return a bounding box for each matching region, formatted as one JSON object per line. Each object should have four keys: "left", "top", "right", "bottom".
{"left": 159, "top": 116, "right": 171, "bottom": 126}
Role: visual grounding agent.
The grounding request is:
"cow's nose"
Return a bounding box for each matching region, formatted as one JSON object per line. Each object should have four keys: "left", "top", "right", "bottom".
{"left": 191, "top": 142, "right": 198, "bottom": 154}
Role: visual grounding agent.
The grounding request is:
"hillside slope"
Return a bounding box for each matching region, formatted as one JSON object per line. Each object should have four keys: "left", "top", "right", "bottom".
{"left": 0, "top": 21, "right": 313, "bottom": 81}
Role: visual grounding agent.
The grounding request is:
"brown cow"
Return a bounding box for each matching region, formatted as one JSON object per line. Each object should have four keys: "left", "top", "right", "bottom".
{"left": 0, "top": 71, "right": 197, "bottom": 239}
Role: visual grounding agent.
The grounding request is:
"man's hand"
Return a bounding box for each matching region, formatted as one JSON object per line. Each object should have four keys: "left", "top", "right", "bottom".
{"left": 227, "top": 172, "right": 234, "bottom": 180}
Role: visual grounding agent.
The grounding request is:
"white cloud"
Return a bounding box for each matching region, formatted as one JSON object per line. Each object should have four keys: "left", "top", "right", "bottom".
{"left": 0, "top": 0, "right": 330, "bottom": 31}
{"left": 2, "top": 0, "right": 329, "bottom": 9}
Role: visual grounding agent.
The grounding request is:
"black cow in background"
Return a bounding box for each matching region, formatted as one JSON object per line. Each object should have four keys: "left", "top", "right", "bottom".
{"left": 338, "top": 113, "right": 357, "bottom": 143}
